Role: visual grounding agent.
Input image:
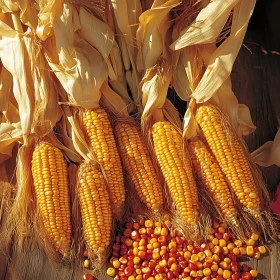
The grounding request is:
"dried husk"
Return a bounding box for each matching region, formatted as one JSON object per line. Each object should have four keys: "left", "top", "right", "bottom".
{"left": 111, "top": 0, "right": 142, "bottom": 102}
{"left": 136, "top": 0, "right": 180, "bottom": 73}
{"left": 252, "top": 128, "right": 280, "bottom": 167}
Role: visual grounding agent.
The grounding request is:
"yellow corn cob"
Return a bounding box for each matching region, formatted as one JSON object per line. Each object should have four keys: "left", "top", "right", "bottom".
{"left": 196, "top": 104, "right": 260, "bottom": 211}
{"left": 31, "top": 143, "right": 71, "bottom": 254}
{"left": 78, "top": 164, "right": 112, "bottom": 254}
{"left": 151, "top": 121, "right": 199, "bottom": 224}
{"left": 115, "top": 121, "right": 163, "bottom": 210}
{"left": 189, "top": 137, "right": 237, "bottom": 222}
{"left": 81, "top": 107, "right": 125, "bottom": 220}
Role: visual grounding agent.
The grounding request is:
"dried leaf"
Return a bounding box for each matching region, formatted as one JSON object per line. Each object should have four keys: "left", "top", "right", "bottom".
{"left": 189, "top": 0, "right": 256, "bottom": 103}
{"left": 136, "top": 0, "right": 180, "bottom": 72}
{"left": 43, "top": 3, "right": 108, "bottom": 109}
{"left": 79, "top": 7, "right": 114, "bottom": 60}
{"left": 0, "top": 122, "right": 22, "bottom": 164}
{"left": 0, "top": 66, "right": 13, "bottom": 113}
{"left": 251, "top": 129, "right": 280, "bottom": 167}
{"left": 0, "top": 35, "right": 35, "bottom": 143}
{"left": 170, "top": 0, "right": 239, "bottom": 50}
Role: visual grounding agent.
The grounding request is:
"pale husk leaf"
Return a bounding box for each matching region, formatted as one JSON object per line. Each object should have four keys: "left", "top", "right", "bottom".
{"left": 136, "top": 0, "right": 180, "bottom": 72}
{"left": 18, "top": 0, "right": 38, "bottom": 30}
{"left": 170, "top": 0, "right": 240, "bottom": 50}
{"left": 0, "top": 17, "right": 17, "bottom": 37}
{"left": 0, "top": 126, "right": 21, "bottom": 164}
{"left": 0, "top": 35, "right": 35, "bottom": 144}
{"left": 60, "top": 105, "right": 92, "bottom": 162}
{"left": 0, "top": 0, "right": 19, "bottom": 13}
{"left": 43, "top": 3, "right": 107, "bottom": 109}
{"left": 141, "top": 59, "right": 173, "bottom": 124}
{"left": 0, "top": 65, "right": 13, "bottom": 113}
{"left": 79, "top": 7, "right": 114, "bottom": 60}
{"left": 36, "top": 0, "right": 63, "bottom": 40}
{"left": 111, "top": 0, "right": 141, "bottom": 103}
{"left": 251, "top": 128, "right": 280, "bottom": 167}
{"left": 100, "top": 80, "right": 130, "bottom": 117}
{"left": 189, "top": 0, "right": 256, "bottom": 103}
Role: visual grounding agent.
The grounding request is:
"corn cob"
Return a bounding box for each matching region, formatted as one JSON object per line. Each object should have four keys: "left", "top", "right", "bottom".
{"left": 78, "top": 164, "right": 112, "bottom": 254}
{"left": 81, "top": 107, "right": 125, "bottom": 220}
{"left": 115, "top": 121, "right": 163, "bottom": 211}
{"left": 189, "top": 137, "right": 237, "bottom": 222}
{"left": 196, "top": 104, "right": 260, "bottom": 212}
{"left": 31, "top": 142, "right": 71, "bottom": 254}
{"left": 151, "top": 121, "right": 199, "bottom": 224}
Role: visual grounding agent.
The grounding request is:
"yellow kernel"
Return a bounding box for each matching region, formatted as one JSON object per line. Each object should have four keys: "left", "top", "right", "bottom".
{"left": 170, "top": 263, "right": 177, "bottom": 271}
{"left": 234, "top": 240, "right": 242, "bottom": 247}
{"left": 133, "top": 257, "right": 140, "bottom": 264}
{"left": 145, "top": 220, "right": 153, "bottom": 228}
{"left": 223, "top": 269, "right": 232, "bottom": 279}
{"left": 152, "top": 252, "right": 160, "bottom": 260}
{"left": 227, "top": 243, "right": 235, "bottom": 250}
{"left": 258, "top": 246, "right": 266, "bottom": 254}
{"left": 184, "top": 251, "right": 191, "bottom": 259}
{"left": 198, "top": 252, "right": 205, "bottom": 260}
{"left": 246, "top": 246, "right": 254, "bottom": 256}
{"left": 203, "top": 268, "right": 211, "bottom": 276}
{"left": 232, "top": 247, "right": 240, "bottom": 255}
{"left": 128, "top": 277, "right": 136, "bottom": 280}
{"left": 211, "top": 264, "right": 218, "bottom": 272}
{"left": 155, "top": 275, "right": 163, "bottom": 280}
{"left": 219, "top": 239, "right": 227, "bottom": 247}
{"left": 251, "top": 233, "right": 259, "bottom": 241}
{"left": 84, "top": 259, "right": 90, "bottom": 268}
{"left": 212, "top": 238, "right": 219, "bottom": 245}
{"left": 217, "top": 268, "right": 223, "bottom": 276}
{"left": 191, "top": 254, "right": 199, "bottom": 262}
{"left": 106, "top": 267, "right": 116, "bottom": 277}
{"left": 245, "top": 239, "right": 255, "bottom": 246}
{"left": 250, "top": 269, "right": 258, "bottom": 278}
{"left": 112, "top": 259, "right": 121, "bottom": 268}
{"left": 204, "top": 249, "right": 212, "bottom": 257}
{"left": 239, "top": 247, "right": 247, "bottom": 255}
{"left": 187, "top": 244, "right": 193, "bottom": 251}
{"left": 161, "top": 228, "right": 168, "bottom": 236}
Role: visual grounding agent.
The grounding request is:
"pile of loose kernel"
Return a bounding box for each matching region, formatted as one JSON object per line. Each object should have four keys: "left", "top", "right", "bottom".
{"left": 102, "top": 217, "right": 266, "bottom": 280}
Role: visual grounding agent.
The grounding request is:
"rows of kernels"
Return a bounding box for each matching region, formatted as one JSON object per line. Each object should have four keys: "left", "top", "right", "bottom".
{"left": 105, "top": 219, "right": 264, "bottom": 279}
{"left": 115, "top": 122, "right": 163, "bottom": 210}
{"left": 189, "top": 138, "right": 237, "bottom": 222}
{"left": 151, "top": 121, "right": 199, "bottom": 224}
{"left": 31, "top": 143, "right": 71, "bottom": 254}
{"left": 195, "top": 105, "right": 260, "bottom": 211}
{"left": 81, "top": 107, "right": 125, "bottom": 219}
{"left": 78, "top": 166, "right": 112, "bottom": 254}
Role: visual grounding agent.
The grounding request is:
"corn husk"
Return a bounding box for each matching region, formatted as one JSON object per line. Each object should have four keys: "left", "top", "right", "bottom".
{"left": 170, "top": 0, "right": 240, "bottom": 49}
{"left": 252, "top": 128, "right": 280, "bottom": 167}
{"left": 0, "top": 32, "right": 34, "bottom": 143}
{"left": 36, "top": 0, "right": 63, "bottom": 40}
{"left": 111, "top": 0, "right": 142, "bottom": 102}
{"left": 136, "top": 0, "right": 180, "bottom": 72}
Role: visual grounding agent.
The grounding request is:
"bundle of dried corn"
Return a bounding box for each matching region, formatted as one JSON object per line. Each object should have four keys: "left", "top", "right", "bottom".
{"left": 169, "top": 0, "right": 276, "bottom": 239}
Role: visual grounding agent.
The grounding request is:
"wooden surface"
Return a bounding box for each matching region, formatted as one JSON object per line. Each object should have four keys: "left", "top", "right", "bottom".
{"left": 1, "top": 0, "right": 280, "bottom": 279}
